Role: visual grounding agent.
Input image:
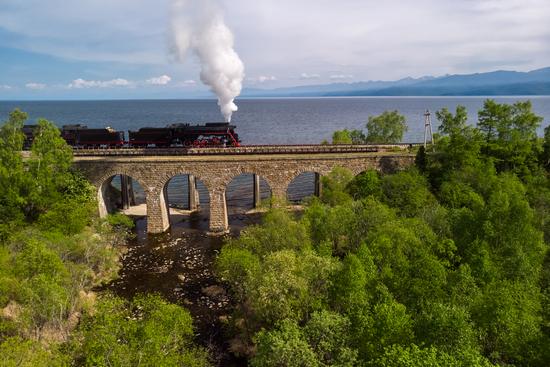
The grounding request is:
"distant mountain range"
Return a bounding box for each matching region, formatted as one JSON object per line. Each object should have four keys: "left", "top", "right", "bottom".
{"left": 242, "top": 67, "right": 550, "bottom": 97}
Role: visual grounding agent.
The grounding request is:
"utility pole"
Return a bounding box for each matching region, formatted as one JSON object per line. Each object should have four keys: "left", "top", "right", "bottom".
{"left": 253, "top": 174, "right": 261, "bottom": 209}
{"left": 424, "top": 109, "right": 434, "bottom": 149}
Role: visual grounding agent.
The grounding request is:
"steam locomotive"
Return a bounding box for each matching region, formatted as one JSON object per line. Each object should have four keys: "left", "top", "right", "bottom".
{"left": 22, "top": 122, "right": 240, "bottom": 149}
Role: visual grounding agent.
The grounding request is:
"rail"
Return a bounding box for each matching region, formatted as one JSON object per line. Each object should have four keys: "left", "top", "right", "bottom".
{"left": 70, "top": 143, "right": 422, "bottom": 156}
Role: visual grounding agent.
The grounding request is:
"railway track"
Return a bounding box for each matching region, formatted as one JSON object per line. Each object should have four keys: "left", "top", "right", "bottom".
{"left": 70, "top": 143, "right": 421, "bottom": 156}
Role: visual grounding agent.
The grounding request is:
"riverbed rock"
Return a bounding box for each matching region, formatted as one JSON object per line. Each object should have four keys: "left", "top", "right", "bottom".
{"left": 201, "top": 285, "right": 226, "bottom": 298}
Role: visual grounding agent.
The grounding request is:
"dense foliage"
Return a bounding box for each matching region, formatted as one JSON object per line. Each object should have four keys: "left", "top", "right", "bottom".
{"left": 0, "top": 110, "right": 209, "bottom": 366}
{"left": 218, "top": 100, "right": 550, "bottom": 366}
{"left": 332, "top": 110, "right": 408, "bottom": 144}
{"left": 69, "top": 294, "right": 209, "bottom": 367}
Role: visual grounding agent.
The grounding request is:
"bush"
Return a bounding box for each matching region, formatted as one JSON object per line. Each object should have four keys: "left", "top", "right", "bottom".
{"left": 106, "top": 212, "right": 135, "bottom": 229}
{"left": 71, "top": 294, "right": 209, "bottom": 367}
{"left": 0, "top": 337, "right": 68, "bottom": 367}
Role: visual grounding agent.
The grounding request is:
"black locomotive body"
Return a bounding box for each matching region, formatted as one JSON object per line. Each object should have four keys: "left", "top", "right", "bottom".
{"left": 21, "top": 122, "right": 240, "bottom": 149}
{"left": 129, "top": 122, "right": 240, "bottom": 147}
{"left": 61, "top": 124, "right": 125, "bottom": 147}
{"left": 22, "top": 125, "right": 39, "bottom": 149}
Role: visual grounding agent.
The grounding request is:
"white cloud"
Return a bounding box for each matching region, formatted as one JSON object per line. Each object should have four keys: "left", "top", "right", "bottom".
{"left": 1, "top": 0, "right": 549, "bottom": 87}
{"left": 25, "top": 82, "right": 46, "bottom": 90}
{"left": 247, "top": 75, "right": 277, "bottom": 83}
{"left": 182, "top": 79, "right": 197, "bottom": 86}
{"left": 330, "top": 74, "right": 353, "bottom": 80}
{"left": 300, "top": 73, "right": 321, "bottom": 79}
{"left": 146, "top": 74, "right": 172, "bottom": 85}
{"left": 0, "top": 85, "right": 12, "bottom": 90}
{"left": 258, "top": 75, "right": 277, "bottom": 83}
{"left": 68, "top": 78, "right": 130, "bottom": 89}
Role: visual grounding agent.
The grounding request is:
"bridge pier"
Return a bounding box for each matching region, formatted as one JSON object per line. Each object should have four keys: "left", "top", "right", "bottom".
{"left": 128, "top": 177, "right": 136, "bottom": 206}
{"left": 121, "top": 175, "right": 130, "bottom": 210}
{"left": 314, "top": 172, "right": 322, "bottom": 197}
{"left": 188, "top": 175, "right": 199, "bottom": 211}
{"left": 253, "top": 174, "right": 261, "bottom": 208}
{"left": 147, "top": 187, "right": 170, "bottom": 234}
{"left": 271, "top": 184, "right": 289, "bottom": 206}
{"left": 209, "top": 188, "right": 229, "bottom": 234}
{"left": 98, "top": 181, "right": 109, "bottom": 219}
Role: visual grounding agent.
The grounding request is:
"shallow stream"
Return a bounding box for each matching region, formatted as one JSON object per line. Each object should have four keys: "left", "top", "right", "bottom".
{"left": 106, "top": 212, "right": 261, "bottom": 365}
{"left": 103, "top": 172, "right": 319, "bottom": 365}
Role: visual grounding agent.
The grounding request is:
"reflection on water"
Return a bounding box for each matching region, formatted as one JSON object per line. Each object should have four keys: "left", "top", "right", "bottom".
{"left": 111, "top": 172, "right": 317, "bottom": 214}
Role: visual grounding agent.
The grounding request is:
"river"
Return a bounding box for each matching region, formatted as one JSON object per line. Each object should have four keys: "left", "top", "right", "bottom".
{"left": 104, "top": 174, "right": 316, "bottom": 365}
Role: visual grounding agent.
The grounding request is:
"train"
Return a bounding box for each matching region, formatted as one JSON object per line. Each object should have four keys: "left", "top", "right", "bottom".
{"left": 22, "top": 122, "right": 240, "bottom": 149}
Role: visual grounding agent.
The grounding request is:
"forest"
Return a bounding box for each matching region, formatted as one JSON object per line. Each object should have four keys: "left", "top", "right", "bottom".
{"left": 1, "top": 100, "right": 549, "bottom": 366}
{"left": 0, "top": 110, "right": 209, "bottom": 366}
{"left": 217, "top": 100, "right": 550, "bottom": 366}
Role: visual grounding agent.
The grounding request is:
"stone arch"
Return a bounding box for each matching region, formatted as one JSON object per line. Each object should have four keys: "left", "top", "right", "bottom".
{"left": 160, "top": 171, "right": 211, "bottom": 227}
{"left": 157, "top": 169, "right": 213, "bottom": 194}
{"left": 286, "top": 170, "right": 323, "bottom": 204}
{"left": 224, "top": 171, "right": 272, "bottom": 214}
{"left": 347, "top": 163, "right": 372, "bottom": 176}
{"left": 93, "top": 168, "right": 148, "bottom": 192}
{"left": 96, "top": 171, "right": 148, "bottom": 218}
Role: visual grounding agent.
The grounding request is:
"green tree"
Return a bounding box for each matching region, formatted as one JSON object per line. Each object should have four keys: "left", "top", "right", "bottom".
{"left": 0, "top": 337, "right": 68, "bottom": 367}
{"left": 72, "top": 294, "right": 209, "bottom": 367}
{"left": 0, "top": 109, "right": 29, "bottom": 237}
{"left": 381, "top": 169, "right": 435, "bottom": 217}
{"left": 332, "top": 130, "right": 353, "bottom": 144}
{"left": 427, "top": 106, "right": 484, "bottom": 188}
{"left": 26, "top": 119, "right": 73, "bottom": 219}
{"left": 247, "top": 249, "right": 337, "bottom": 324}
{"left": 541, "top": 125, "right": 550, "bottom": 170}
{"left": 373, "top": 344, "right": 494, "bottom": 367}
{"left": 331, "top": 129, "right": 365, "bottom": 145}
{"left": 472, "top": 281, "right": 543, "bottom": 365}
{"left": 321, "top": 166, "right": 354, "bottom": 206}
{"left": 346, "top": 169, "right": 382, "bottom": 200}
{"left": 252, "top": 319, "right": 319, "bottom": 367}
{"left": 219, "top": 112, "right": 550, "bottom": 367}
{"left": 365, "top": 110, "right": 408, "bottom": 144}
{"left": 304, "top": 311, "right": 358, "bottom": 366}
{"left": 252, "top": 312, "right": 358, "bottom": 367}
{"left": 437, "top": 106, "right": 468, "bottom": 136}
{"left": 349, "top": 129, "right": 366, "bottom": 144}
{"left": 478, "top": 100, "right": 543, "bottom": 175}
{"left": 330, "top": 253, "right": 371, "bottom": 313}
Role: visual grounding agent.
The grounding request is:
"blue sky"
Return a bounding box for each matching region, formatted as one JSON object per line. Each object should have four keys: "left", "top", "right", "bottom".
{"left": 1, "top": 0, "right": 549, "bottom": 100}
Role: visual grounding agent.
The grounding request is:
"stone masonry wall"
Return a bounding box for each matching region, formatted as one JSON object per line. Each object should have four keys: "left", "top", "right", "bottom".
{"left": 74, "top": 153, "right": 415, "bottom": 234}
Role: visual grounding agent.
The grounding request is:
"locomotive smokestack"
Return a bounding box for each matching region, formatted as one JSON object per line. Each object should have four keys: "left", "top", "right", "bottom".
{"left": 170, "top": 0, "right": 244, "bottom": 122}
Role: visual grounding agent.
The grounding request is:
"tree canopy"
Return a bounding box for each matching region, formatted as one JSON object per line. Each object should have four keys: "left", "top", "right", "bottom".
{"left": 365, "top": 110, "right": 408, "bottom": 143}
{"left": 330, "top": 110, "right": 408, "bottom": 145}
{"left": 0, "top": 110, "right": 209, "bottom": 367}
{"left": 218, "top": 100, "right": 550, "bottom": 366}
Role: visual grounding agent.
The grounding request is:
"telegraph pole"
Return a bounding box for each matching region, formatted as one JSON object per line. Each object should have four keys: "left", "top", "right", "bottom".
{"left": 424, "top": 109, "right": 434, "bottom": 149}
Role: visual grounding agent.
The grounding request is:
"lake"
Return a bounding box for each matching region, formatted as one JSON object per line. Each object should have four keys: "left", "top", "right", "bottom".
{"left": 1, "top": 96, "right": 549, "bottom": 144}
{"left": 3, "top": 96, "right": 550, "bottom": 211}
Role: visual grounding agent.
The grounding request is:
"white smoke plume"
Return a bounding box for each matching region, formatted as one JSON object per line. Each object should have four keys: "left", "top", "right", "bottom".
{"left": 171, "top": 0, "right": 244, "bottom": 122}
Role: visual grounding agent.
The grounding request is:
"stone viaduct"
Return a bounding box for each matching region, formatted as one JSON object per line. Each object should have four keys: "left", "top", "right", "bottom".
{"left": 73, "top": 145, "right": 416, "bottom": 234}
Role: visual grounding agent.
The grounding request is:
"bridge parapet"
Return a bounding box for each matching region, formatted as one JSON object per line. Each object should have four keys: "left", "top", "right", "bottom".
{"left": 71, "top": 144, "right": 418, "bottom": 156}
